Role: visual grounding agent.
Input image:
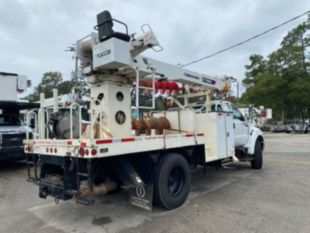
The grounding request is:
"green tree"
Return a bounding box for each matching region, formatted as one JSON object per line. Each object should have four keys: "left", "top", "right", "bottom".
{"left": 24, "top": 72, "right": 74, "bottom": 102}
{"left": 241, "top": 14, "right": 310, "bottom": 121}
{"left": 243, "top": 54, "right": 267, "bottom": 88}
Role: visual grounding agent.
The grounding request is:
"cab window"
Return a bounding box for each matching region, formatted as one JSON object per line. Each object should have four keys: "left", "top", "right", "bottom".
{"left": 232, "top": 105, "right": 245, "bottom": 121}
{"left": 210, "top": 104, "right": 223, "bottom": 112}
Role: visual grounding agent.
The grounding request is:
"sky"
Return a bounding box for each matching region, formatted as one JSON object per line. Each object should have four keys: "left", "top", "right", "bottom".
{"left": 0, "top": 0, "right": 309, "bottom": 96}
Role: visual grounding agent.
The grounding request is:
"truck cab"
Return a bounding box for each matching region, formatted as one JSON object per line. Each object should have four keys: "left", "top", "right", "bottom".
{"left": 0, "top": 72, "right": 38, "bottom": 161}
{"left": 210, "top": 101, "right": 250, "bottom": 147}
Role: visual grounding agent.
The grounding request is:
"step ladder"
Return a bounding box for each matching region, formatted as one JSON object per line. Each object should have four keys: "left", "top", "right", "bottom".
{"left": 26, "top": 155, "right": 39, "bottom": 184}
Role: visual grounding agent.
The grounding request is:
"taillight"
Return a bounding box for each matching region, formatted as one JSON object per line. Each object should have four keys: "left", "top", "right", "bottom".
{"left": 91, "top": 149, "right": 97, "bottom": 156}
{"left": 54, "top": 148, "right": 57, "bottom": 153}
{"left": 46, "top": 148, "right": 49, "bottom": 153}
{"left": 26, "top": 146, "right": 31, "bottom": 152}
{"left": 85, "top": 149, "right": 89, "bottom": 156}
{"left": 80, "top": 148, "right": 85, "bottom": 157}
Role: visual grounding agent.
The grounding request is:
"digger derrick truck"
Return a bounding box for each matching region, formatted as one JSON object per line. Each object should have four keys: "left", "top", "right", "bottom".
{"left": 24, "top": 10, "right": 264, "bottom": 210}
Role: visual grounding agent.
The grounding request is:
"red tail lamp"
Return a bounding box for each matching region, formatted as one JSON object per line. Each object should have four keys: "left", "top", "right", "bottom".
{"left": 85, "top": 149, "right": 89, "bottom": 156}
{"left": 25, "top": 146, "right": 32, "bottom": 152}
{"left": 91, "top": 149, "right": 97, "bottom": 156}
{"left": 79, "top": 148, "right": 85, "bottom": 157}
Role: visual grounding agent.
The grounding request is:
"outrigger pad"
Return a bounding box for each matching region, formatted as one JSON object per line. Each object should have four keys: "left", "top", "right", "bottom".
{"left": 129, "top": 183, "right": 153, "bottom": 211}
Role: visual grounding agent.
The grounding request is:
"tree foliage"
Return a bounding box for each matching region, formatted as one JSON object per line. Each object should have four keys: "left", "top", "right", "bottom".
{"left": 24, "top": 72, "right": 74, "bottom": 102}
{"left": 241, "top": 15, "right": 310, "bottom": 120}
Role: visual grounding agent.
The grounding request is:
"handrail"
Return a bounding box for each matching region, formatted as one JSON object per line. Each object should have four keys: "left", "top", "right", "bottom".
{"left": 44, "top": 105, "right": 83, "bottom": 139}
{"left": 135, "top": 68, "right": 156, "bottom": 109}
{"left": 70, "top": 103, "right": 82, "bottom": 139}
{"left": 26, "top": 110, "right": 38, "bottom": 140}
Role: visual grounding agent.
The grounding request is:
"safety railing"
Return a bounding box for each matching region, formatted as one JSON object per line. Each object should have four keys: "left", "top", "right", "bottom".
{"left": 25, "top": 104, "right": 83, "bottom": 140}
{"left": 26, "top": 110, "right": 38, "bottom": 140}
{"left": 70, "top": 103, "right": 82, "bottom": 139}
{"left": 135, "top": 68, "right": 156, "bottom": 109}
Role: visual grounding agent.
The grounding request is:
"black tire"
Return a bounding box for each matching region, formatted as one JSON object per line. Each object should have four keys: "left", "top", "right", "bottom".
{"left": 153, "top": 153, "right": 191, "bottom": 210}
{"left": 251, "top": 141, "right": 263, "bottom": 169}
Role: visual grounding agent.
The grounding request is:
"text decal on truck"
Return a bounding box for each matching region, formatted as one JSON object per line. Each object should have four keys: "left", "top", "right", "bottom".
{"left": 97, "top": 49, "right": 111, "bottom": 58}
{"left": 202, "top": 77, "right": 216, "bottom": 85}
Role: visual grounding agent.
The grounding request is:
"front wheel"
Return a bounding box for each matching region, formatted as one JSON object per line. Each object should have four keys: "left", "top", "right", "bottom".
{"left": 251, "top": 141, "right": 263, "bottom": 169}
{"left": 153, "top": 153, "right": 191, "bottom": 209}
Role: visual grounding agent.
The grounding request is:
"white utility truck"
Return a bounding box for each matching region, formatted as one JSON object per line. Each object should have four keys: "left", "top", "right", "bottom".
{"left": 0, "top": 72, "right": 36, "bottom": 161}
{"left": 24, "top": 11, "right": 264, "bottom": 210}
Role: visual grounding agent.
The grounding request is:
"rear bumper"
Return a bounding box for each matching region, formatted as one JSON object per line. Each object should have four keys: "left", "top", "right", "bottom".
{"left": 0, "top": 147, "right": 25, "bottom": 161}
{"left": 38, "top": 155, "right": 78, "bottom": 201}
{"left": 39, "top": 178, "right": 77, "bottom": 201}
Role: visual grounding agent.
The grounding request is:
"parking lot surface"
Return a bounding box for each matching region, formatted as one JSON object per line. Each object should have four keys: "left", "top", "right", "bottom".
{"left": 0, "top": 133, "right": 310, "bottom": 233}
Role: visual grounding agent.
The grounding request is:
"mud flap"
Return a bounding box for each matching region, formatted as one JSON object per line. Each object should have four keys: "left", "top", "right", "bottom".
{"left": 129, "top": 183, "right": 153, "bottom": 211}
{"left": 114, "top": 157, "right": 154, "bottom": 211}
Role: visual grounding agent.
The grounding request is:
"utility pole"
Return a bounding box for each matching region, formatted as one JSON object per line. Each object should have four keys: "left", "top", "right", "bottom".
{"left": 237, "top": 81, "right": 239, "bottom": 100}
{"left": 65, "top": 45, "right": 77, "bottom": 85}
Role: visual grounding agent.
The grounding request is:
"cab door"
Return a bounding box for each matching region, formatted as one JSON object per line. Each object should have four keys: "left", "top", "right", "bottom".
{"left": 232, "top": 105, "right": 249, "bottom": 147}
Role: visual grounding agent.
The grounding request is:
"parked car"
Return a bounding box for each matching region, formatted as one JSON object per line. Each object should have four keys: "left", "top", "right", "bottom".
{"left": 286, "top": 122, "right": 309, "bottom": 134}
{"left": 270, "top": 121, "right": 286, "bottom": 133}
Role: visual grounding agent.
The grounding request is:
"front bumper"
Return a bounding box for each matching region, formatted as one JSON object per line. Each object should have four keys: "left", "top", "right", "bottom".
{"left": 0, "top": 146, "right": 25, "bottom": 161}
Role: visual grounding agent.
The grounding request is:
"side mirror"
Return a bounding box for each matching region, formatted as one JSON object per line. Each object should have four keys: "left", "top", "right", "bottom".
{"left": 239, "top": 114, "right": 245, "bottom": 122}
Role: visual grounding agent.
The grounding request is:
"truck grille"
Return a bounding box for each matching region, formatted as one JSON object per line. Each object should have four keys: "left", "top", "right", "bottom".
{"left": 2, "top": 133, "right": 26, "bottom": 147}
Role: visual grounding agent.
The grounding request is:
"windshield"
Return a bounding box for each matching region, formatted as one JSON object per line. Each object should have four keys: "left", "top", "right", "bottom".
{"left": 0, "top": 115, "right": 22, "bottom": 126}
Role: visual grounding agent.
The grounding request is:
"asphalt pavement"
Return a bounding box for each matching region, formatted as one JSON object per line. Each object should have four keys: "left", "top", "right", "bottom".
{"left": 0, "top": 133, "right": 309, "bottom": 233}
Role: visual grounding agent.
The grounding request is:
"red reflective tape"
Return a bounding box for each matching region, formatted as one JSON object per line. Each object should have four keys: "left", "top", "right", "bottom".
{"left": 96, "top": 139, "right": 113, "bottom": 144}
{"left": 80, "top": 142, "right": 87, "bottom": 147}
{"left": 197, "top": 133, "right": 204, "bottom": 136}
{"left": 121, "top": 138, "right": 135, "bottom": 142}
{"left": 185, "top": 134, "right": 194, "bottom": 137}
{"left": 67, "top": 140, "right": 72, "bottom": 145}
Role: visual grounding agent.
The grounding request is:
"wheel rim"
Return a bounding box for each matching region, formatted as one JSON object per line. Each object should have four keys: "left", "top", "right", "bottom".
{"left": 167, "top": 166, "right": 185, "bottom": 197}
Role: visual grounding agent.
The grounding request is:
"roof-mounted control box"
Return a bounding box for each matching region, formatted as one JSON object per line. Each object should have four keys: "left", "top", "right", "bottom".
{"left": 92, "top": 38, "right": 131, "bottom": 70}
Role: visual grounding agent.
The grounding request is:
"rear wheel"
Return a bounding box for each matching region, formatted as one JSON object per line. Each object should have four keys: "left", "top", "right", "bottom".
{"left": 153, "top": 153, "right": 191, "bottom": 209}
{"left": 251, "top": 141, "right": 263, "bottom": 169}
